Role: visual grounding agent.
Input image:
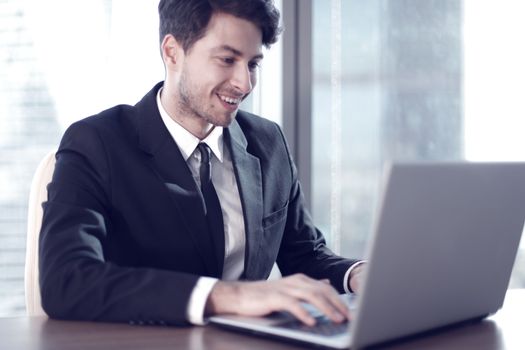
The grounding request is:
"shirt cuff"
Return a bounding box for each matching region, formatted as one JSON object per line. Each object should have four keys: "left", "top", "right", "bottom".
{"left": 343, "top": 261, "right": 366, "bottom": 294}
{"left": 186, "top": 276, "right": 218, "bottom": 325}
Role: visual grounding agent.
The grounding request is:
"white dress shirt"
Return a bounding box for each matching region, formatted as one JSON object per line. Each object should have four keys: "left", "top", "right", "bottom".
{"left": 156, "top": 89, "right": 246, "bottom": 325}
{"left": 156, "top": 88, "right": 359, "bottom": 325}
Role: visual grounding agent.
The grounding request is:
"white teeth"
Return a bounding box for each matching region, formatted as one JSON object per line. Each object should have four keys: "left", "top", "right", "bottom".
{"left": 218, "top": 94, "right": 241, "bottom": 105}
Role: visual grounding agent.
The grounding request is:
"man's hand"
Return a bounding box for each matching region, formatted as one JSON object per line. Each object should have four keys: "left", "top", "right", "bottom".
{"left": 205, "top": 274, "right": 349, "bottom": 326}
{"left": 349, "top": 263, "right": 365, "bottom": 294}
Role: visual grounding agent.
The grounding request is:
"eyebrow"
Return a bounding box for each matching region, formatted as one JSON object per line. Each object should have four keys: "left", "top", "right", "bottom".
{"left": 212, "top": 45, "right": 264, "bottom": 60}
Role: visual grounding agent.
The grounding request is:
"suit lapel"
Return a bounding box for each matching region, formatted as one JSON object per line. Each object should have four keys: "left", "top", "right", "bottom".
{"left": 134, "top": 83, "right": 221, "bottom": 277}
{"left": 224, "top": 120, "right": 264, "bottom": 280}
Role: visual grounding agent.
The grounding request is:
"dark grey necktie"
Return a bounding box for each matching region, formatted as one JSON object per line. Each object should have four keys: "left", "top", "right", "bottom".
{"left": 197, "top": 143, "right": 225, "bottom": 275}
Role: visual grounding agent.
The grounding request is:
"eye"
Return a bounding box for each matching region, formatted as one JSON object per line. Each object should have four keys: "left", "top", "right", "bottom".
{"left": 220, "top": 57, "right": 235, "bottom": 65}
{"left": 248, "top": 61, "right": 260, "bottom": 72}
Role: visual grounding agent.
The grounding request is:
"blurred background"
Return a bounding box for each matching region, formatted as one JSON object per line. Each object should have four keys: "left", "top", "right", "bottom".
{"left": 1, "top": 0, "right": 524, "bottom": 317}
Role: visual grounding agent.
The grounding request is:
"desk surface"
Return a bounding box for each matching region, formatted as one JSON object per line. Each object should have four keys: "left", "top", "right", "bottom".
{"left": 2, "top": 289, "right": 524, "bottom": 350}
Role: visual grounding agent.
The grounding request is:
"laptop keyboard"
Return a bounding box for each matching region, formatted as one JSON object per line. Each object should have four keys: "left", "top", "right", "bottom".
{"left": 277, "top": 315, "right": 349, "bottom": 336}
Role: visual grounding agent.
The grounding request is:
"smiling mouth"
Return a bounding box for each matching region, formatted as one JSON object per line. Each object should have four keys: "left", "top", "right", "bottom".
{"left": 217, "top": 93, "right": 242, "bottom": 106}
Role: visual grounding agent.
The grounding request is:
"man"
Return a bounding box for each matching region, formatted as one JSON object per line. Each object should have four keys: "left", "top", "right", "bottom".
{"left": 39, "top": 0, "right": 364, "bottom": 327}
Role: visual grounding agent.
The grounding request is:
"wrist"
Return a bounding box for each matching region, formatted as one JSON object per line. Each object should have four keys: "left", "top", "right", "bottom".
{"left": 348, "top": 262, "right": 366, "bottom": 294}
{"left": 205, "top": 280, "right": 241, "bottom": 316}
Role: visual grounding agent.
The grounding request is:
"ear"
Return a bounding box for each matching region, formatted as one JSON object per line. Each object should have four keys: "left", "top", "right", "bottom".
{"left": 161, "top": 34, "right": 182, "bottom": 70}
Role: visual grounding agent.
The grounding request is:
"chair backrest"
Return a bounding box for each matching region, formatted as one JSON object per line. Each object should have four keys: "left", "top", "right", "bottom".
{"left": 25, "top": 150, "right": 56, "bottom": 316}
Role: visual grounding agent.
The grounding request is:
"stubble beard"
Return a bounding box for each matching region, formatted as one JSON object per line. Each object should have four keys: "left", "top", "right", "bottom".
{"left": 177, "top": 68, "right": 237, "bottom": 128}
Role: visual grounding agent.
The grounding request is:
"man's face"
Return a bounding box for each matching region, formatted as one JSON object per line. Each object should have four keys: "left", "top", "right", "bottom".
{"left": 174, "top": 12, "right": 263, "bottom": 127}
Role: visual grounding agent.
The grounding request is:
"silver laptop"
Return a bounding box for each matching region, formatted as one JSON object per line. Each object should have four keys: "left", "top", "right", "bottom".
{"left": 210, "top": 162, "right": 525, "bottom": 349}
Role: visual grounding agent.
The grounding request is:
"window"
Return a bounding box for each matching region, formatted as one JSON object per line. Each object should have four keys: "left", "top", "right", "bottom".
{"left": 310, "top": 0, "right": 525, "bottom": 287}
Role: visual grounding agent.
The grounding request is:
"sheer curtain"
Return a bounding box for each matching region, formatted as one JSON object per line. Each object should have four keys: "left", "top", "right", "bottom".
{"left": 311, "top": 0, "right": 525, "bottom": 287}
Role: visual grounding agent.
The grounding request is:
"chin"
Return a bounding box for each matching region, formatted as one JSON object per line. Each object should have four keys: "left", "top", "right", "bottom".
{"left": 208, "top": 112, "right": 237, "bottom": 127}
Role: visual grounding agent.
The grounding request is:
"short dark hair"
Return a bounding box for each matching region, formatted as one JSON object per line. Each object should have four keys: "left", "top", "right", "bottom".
{"left": 158, "top": 0, "right": 282, "bottom": 51}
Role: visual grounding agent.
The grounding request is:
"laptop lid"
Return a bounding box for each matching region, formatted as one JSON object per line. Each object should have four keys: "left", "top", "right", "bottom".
{"left": 351, "top": 162, "right": 525, "bottom": 348}
{"left": 210, "top": 162, "right": 525, "bottom": 349}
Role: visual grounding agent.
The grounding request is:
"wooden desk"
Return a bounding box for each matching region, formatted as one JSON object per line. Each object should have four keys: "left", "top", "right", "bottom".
{"left": 2, "top": 289, "right": 524, "bottom": 350}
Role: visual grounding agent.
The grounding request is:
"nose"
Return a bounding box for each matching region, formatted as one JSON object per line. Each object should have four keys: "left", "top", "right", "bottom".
{"left": 231, "top": 64, "right": 253, "bottom": 95}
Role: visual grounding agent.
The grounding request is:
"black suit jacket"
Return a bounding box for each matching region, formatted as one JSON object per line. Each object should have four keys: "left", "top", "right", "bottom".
{"left": 39, "top": 82, "right": 358, "bottom": 325}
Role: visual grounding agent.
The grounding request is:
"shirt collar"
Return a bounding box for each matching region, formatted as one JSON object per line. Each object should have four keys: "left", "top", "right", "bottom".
{"left": 156, "top": 87, "right": 224, "bottom": 162}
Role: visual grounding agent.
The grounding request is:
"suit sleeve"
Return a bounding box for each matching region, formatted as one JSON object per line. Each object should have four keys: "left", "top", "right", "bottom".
{"left": 39, "top": 121, "right": 198, "bottom": 325}
{"left": 274, "top": 125, "right": 360, "bottom": 293}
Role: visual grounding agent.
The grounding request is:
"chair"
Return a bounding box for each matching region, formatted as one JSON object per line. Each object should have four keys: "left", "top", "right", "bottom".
{"left": 25, "top": 150, "right": 56, "bottom": 316}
